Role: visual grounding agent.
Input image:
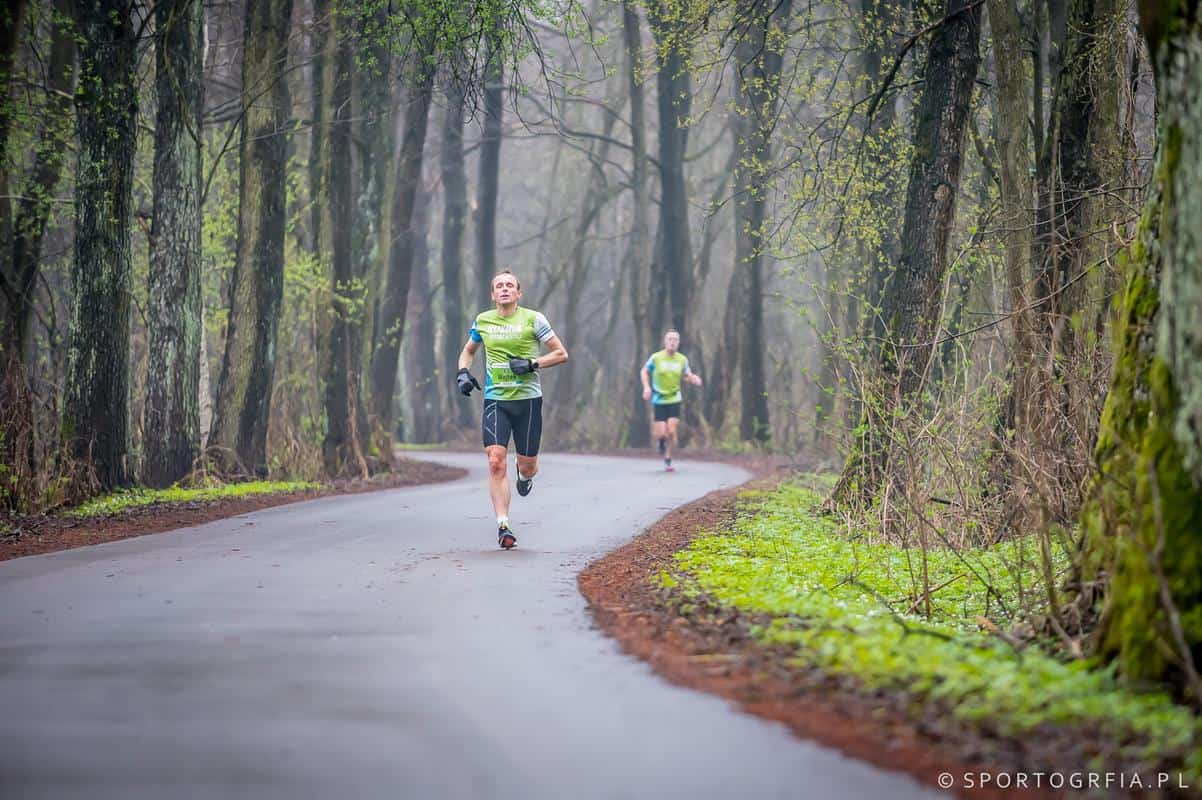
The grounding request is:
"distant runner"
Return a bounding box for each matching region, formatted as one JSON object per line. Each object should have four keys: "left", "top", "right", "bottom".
{"left": 457, "top": 269, "right": 569, "bottom": 549}
{"left": 640, "top": 330, "right": 702, "bottom": 472}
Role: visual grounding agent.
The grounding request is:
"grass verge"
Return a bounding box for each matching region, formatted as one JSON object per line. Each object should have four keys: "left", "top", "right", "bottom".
{"left": 66, "top": 481, "right": 319, "bottom": 517}
{"left": 660, "top": 479, "right": 1202, "bottom": 782}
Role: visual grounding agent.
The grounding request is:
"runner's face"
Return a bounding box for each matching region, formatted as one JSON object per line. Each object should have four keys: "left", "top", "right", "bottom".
{"left": 664, "top": 332, "right": 680, "bottom": 352}
{"left": 492, "top": 275, "right": 521, "bottom": 306}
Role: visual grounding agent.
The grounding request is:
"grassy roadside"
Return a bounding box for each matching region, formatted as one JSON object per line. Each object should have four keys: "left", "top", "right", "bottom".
{"left": 658, "top": 479, "right": 1202, "bottom": 782}
{"left": 65, "top": 481, "right": 319, "bottom": 517}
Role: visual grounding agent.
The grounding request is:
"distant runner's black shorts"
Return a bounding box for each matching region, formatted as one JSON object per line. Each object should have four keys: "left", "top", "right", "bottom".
{"left": 482, "top": 397, "right": 543, "bottom": 456}
{"left": 653, "top": 402, "right": 682, "bottom": 422}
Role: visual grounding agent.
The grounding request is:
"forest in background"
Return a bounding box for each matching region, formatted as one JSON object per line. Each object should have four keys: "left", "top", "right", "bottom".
{"left": 2, "top": 0, "right": 1201, "bottom": 709}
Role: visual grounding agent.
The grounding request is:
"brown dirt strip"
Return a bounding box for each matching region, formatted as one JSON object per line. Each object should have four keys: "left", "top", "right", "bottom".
{"left": 578, "top": 477, "right": 1060, "bottom": 800}
{"left": 0, "top": 457, "right": 465, "bottom": 562}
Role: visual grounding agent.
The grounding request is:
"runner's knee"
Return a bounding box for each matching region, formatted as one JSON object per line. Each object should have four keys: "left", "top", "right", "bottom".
{"left": 487, "top": 449, "right": 507, "bottom": 477}
{"left": 516, "top": 455, "right": 538, "bottom": 477}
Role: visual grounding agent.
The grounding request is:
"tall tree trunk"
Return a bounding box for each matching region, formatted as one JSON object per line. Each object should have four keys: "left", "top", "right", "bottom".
{"left": 440, "top": 73, "right": 472, "bottom": 430}
{"left": 647, "top": 0, "right": 694, "bottom": 343}
{"left": 1080, "top": 0, "right": 1202, "bottom": 694}
{"left": 987, "top": 0, "right": 1039, "bottom": 508}
{"left": 4, "top": 0, "right": 74, "bottom": 357}
{"left": 62, "top": 0, "right": 140, "bottom": 491}
{"left": 143, "top": 0, "right": 204, "bottom": 488}
{"left": 321, "top": 9, "right": 368, "bottom": 478}
{"left": 209, "top": 0, "right": 295, "bottom": 477}
{"left": 1027, "top": 0, "right": 1128, "bottom": 523}
{"left": 734, "top": 0, "right": 792, "bottom": 444}
{"left": 831, "top": 0, "right": 983, "bottom": 508}
{"left": 476, "top": 30, "right": 503, "bottom": 310}
{"left": 0, "top": 0, "right": 29, "bottom": 249}
{"left": 405, "top": 179, "right": 439, "bottom": 443}
{"left": 622, "top": 0, "right": 652, "bottom": 448}
{"left": 353, "top": 19, "right": 392, "bottom": 448}
{"left": 368, "top": 42, "right": 435, "bottom": 440}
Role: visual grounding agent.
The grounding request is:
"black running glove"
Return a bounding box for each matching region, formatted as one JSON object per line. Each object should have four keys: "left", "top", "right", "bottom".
{"left": 456, "top": 368, "right": 482, "bottom": 396}
{"left": 509, "top": 357, "right": 538, "bottom": 376}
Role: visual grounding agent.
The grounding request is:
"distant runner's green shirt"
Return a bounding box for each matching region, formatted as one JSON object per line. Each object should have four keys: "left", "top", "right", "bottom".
{"left": 469, "top": 306, "right": 555, "bottom": 401}
{"left": 645, "top": 350, "right": 692, "bottom": 405}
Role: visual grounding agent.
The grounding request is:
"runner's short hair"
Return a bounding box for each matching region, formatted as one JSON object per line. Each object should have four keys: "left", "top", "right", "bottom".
{"left": 664, "top": 329, "right": 680, "bottom": 338}
{"left": 492, "top": 269, "right": 521, "bottom": 290}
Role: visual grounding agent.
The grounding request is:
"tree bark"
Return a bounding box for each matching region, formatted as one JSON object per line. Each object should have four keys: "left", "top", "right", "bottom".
{"left": 321, "top": 8, "right": 368, "bottom": 478}
{"left": 3, "top": 0, "right": 73, "bottom": 357}
{"left": 1027, "top": 0, "right": 1128, "bottom": 523}
{"left": 209, "top": 0, "right": 295, "bottom": 477}
{"left": 622, "top": 0, "right": 652, "bottom": 448}
{"left": 405, "top": 179, "right": 439, "bottom": 443}
{"left": 0, "top": 0, "right": 29, "bottom": 249}
{"left": 368, "top": 41, "right": 435, "bottom": 439}
{"left": 1080, "top": 0, "right": 1202, "bottom": 694}
{"left": 733, "top": 0, "right": 792, "bottom": 444}
{"left": 647, "top": 0, "right": 694, "bottom": 343}
{"left": 143, "top": 0, "right": 204, "bottom": 488}
{"left": 61, "top": 0, "right": 141, "bottom": 491}
{"left": 831, "top": 0, "right": 983, "bottom": 507}
{"left": 475, "top": 30, "right": 503, "bottom": 310}
{"left": 440, "top": 73, "right": 472, "bottom": 430}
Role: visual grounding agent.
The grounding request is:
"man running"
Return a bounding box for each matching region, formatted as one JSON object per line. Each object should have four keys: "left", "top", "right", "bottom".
{"left": 641, "top": 329, "right": 702, "bottom": 472}
{"left": 456, "top": 269, "right": 569, "bottom": 549}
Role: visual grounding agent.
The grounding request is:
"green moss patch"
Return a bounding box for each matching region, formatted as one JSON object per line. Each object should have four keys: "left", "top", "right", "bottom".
{"left": 664, "top": 481, "right": 1202, "bottom": 777}
{"left": 67, "top": 481, "right": 318, "bottom": 518}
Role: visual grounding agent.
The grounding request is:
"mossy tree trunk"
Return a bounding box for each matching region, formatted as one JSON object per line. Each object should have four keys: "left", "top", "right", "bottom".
{"left": 1081, "top": 0, "right": 1202, "bottom": 696}
{"left": 830, "top": 0, "right": 982, "bottom": 508}
{"left": 62, "top": 0, "right": 140, "bottom": 491}
{"left": 320, "top": 9, "right": 368, "bottom": 478}
{"left": 209, "top": 0, "right": 295, "bottom": 477}
{"left": 143, "top": 0, "right": 204, "bottom": 488}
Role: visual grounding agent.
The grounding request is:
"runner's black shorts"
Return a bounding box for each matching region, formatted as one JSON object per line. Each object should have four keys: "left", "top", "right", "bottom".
{"left": 482, "top": 397, "right": 543, "bottom": 456}
{"left": 653, "top": 402, "right": 682, "bottom": 422}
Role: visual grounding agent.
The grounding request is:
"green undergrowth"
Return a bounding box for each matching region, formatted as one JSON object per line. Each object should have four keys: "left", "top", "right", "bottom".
{"left": 662, "top": 480, "right": 1202, "bottom": 778}
{"left": 67, "top": 481, "right": 318, "bottom": 517}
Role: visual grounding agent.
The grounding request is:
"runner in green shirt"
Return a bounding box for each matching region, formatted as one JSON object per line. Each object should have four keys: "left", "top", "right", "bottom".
{"left": 640, "top": 329, "right": 702, "bottom": 472}
{"left": 456, "top": 269, "right": 569, "bottom": 549}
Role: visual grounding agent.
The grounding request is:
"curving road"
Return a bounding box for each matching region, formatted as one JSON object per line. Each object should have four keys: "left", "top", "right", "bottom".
{"left": 0, "top": 453, "right": 940, "bottom": 799}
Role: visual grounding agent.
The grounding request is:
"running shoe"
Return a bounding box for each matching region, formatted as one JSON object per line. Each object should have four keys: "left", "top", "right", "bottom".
{"left": 516, "top": 467, "right": 533, "bottom": 497}
{"left": 498, "top": 524, "right": 518, "bottom": 550}
{"left": 665, "top": 460, "right": 675, "bottom": 473}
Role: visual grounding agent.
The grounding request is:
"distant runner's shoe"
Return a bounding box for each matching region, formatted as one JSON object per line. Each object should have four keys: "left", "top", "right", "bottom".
{"left": 516, "top": 468, "right": 534, "bottom": 497}
{"left": 664, "top": 460, "right": 675, "bottom": 473}
{"left": 498, "top": 525, "right": 518, "bottom": 550}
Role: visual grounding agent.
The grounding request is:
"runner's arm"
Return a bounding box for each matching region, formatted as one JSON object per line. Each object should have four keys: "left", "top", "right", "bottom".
{"left": 534, "top": 334, "right": 568, "bottom": 370}
{"left": 684, "top": 359, "right": 702, "bottom": 386}
{"left": 458, "top": 338, "right": 480, "bottom": 370}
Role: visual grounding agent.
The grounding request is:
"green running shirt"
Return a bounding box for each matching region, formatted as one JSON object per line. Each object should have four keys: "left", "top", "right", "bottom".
{"left": 469, "top": 306, "right": 555, "bottom": 400}
{"left": 645, "top": 350, "right": 692, "bottom": 405}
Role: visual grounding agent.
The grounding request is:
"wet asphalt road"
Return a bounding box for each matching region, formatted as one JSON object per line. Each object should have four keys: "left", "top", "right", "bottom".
{"left": 0, "top": 452, "right": 941, "bottom": 799}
